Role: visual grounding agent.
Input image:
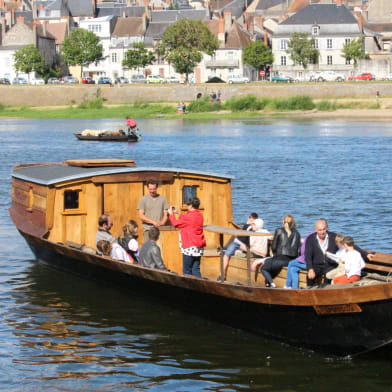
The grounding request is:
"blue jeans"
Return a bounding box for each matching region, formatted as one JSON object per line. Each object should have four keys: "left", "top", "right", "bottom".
{"left": 286, "top": 259, "right": 306, "bottom": 288}
{"left": 183, "top": 254, "right": 201, "bottom": 278}
{"left": 224, "top": 241, "right": 241, "bottom": 257}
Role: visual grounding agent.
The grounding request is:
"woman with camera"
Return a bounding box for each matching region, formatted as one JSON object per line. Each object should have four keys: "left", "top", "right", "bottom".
{"left": 168, "top": 197, "right": 206, "bottom": 278}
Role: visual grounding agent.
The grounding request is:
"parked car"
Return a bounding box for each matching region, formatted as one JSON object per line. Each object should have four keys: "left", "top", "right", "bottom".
{"left": 310, "top": 71, "right": 345, "bottom": 82}
{"left": 165, "top": 76, "right": 181, "bottom": 83}
{"left": 12, "top": 77, "right": 28, "bottom": 85}
{"left": 82, "top": 77, "right": 95, "bottom": 84}
{"left": 61, "top": 76, "right": 79, "bottom": 84}
{"left": 0, "top": 78, "right": 10, "bottom": 85}
{"left": 130, "top": 74, "right": 146, "bottom": 83}
{"left": 146, "top": 75, "right": 166, "bottom": 84}
{"left": 272, "top": 74, "right": 294, "bottom": 83}
{"left": 348, "top": 72, "right": 374, "bottom": 81}
{"left": 227, "top": 74, "right": 250, "bottom": 84}
{"left": 97, "top": 77, "right": 112, "bottom": 85}
{"left": 114, "top": 76, "right": 129, "bottom": 84}
{"left": 31, "top": 77, "right": 45, "bottom": 85}
{"left": 47, "top": 77, "right": 60, "bottom": 84}
{"left": 384, "top": 73, "right": 392, "bottom": 81}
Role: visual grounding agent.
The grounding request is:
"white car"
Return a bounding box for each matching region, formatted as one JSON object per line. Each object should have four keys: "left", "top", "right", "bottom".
{"left": 166, "top": 76, "right": 181, "bottom": 83}
{"left": 227, "top": 74, "right": 250, "bottom": 84}
{"left": 31, "top": 78, "right": 45, "bottom": 85}
{"left": 310, "top": 71, "right": 345, "bottom": 82}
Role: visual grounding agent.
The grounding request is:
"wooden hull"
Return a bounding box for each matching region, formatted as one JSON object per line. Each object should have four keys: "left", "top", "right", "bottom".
{"left": 74, "top": 133, "right": 140, "bottom": 142}
{"left": 20, "top": 229, "right": 392, "bottom": 357}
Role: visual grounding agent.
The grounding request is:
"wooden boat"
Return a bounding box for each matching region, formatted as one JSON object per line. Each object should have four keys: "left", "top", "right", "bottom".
{"left": 9, "top": 159, "right": 392, "bottom": 357}
{"left": 74, "top": 129, "right": 141, "bottom": 142}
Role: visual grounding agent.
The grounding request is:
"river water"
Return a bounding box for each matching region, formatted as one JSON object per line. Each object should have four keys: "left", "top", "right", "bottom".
{"left": 1, "top": 118, "right": 392, "bottom": 391}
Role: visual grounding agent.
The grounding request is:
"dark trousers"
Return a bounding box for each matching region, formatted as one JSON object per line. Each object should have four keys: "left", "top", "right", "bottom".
{"left": 261, "top": 255, "right": 292, "bottom": 285}
{"left": 183, "top": 254, "right": 201, "bottom": 278}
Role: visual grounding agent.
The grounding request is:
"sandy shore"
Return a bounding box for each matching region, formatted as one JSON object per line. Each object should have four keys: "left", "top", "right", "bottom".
{"left": 287, "top": 108, "right": 392, "bottom": 121}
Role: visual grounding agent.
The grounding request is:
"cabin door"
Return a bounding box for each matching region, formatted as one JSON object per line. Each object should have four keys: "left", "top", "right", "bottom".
{"left": 103, "top": 182, "right": 144, "bottom": 238}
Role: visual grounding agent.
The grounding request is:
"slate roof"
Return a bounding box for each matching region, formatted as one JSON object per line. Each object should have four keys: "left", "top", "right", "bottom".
{"left": 68, "top": 0, "right": 95, "bottom": 17}
{"left": 255, "top": 0, "right": 284, "bottom": 11}
{"left": 275, "top": 4, "right": 361, "bottom": 36}
{"left": 96, "top": 6, "right": 146, "bottom": 18}
{"left": 112, "top": 17, "right": 145, "bottom": 37}
{"left": 145, "top": 22, "right": 171, "bottom": 40}
{"left": 15, "top": 11, "right": 33, "bottom": 23}
{"left": 150, "top": 9, "right": 208, "bottom": 22}
{"left": 221, "top": 0, "right": 246, "bottom": 19}
{"left": 281, "top": 4, "right": 358, "bottom": 25}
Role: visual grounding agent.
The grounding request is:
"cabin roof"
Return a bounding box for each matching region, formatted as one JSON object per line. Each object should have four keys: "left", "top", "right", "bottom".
{"left": 12, "top": 163, "right": 233, "bottom": 185}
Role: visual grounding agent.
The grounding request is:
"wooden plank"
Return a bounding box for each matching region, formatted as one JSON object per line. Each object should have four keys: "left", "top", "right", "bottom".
{"left": 65, "top": 159, "right": 136, "bottom": 167}
{"left": 204, "top": 224, "right": 272, "bottom": 236}
{"left": 92, "top": 172, "right": 175, "bottom": 184}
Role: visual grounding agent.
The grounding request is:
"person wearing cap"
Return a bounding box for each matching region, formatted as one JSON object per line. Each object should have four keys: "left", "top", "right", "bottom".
{"left": 260, "top": 214, "right": 301, "bottom": 288}
{"left": 168, "top": 197, "right": 206, "bottom": 278}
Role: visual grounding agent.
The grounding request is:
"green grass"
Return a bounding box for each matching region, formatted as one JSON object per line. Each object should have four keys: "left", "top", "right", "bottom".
{"left": 0, "top": 95, "right": 385, "bottom": 119}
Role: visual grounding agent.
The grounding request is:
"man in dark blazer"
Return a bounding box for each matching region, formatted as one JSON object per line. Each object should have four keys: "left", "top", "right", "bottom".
{"left": 305, "top": 218, "right": 339, "bottom": 286}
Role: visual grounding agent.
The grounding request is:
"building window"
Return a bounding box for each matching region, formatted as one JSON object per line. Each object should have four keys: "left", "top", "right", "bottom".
{"left": 345, "top": 58, "right": 351, "bottom": 65}
{"left": 345, "top": 38, "right": 351, "bottom": 45}
{"left": 327, "top": 55, "right": 333, "bottom": 65}
{"left": 111, "top": 53, "right": 117, "bottom": 63}
{"left": 313, "top": 39, "right": 319, "bottom": 49}
{"left": 312, "top": 25, "right": 320, "bottom": 36}
{"left": 182, "top": 186, "right": 198, "bottom": 206}
{"left": 64, "top": 190, "right": 80, "bottom": 210}
{"left": 281, "top": 56, "right": 286, "bottom": 66}
{"left": 280, "top": 40, "right": 287, "bottom": 50}
{"left": 327, "top": 39, "right": 332, "bottom": 49}
{"left": 88, "top": 24, "right": 101, "bottom": 33}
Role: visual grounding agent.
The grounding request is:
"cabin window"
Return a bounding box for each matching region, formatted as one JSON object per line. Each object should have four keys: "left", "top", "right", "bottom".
{"left": 182, "top": 186, "right": 198, "bottom": 205}
{"left": 64, "top": 190, "right": 80, "bottom": 210}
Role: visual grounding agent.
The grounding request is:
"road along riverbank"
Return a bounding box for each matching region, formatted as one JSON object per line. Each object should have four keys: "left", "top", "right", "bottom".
{"left": 0, "top": 82, "right": 391, "bottom": 106}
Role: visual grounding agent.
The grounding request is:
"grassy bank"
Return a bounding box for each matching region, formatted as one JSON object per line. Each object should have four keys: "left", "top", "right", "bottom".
{"left": 0, "top": 95, "right": 383, "bottom": 120}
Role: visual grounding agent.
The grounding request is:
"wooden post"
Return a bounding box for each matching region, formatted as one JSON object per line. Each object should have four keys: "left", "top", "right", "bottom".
{"left": 219, "top": 232, "right": 225, "bottom": 281}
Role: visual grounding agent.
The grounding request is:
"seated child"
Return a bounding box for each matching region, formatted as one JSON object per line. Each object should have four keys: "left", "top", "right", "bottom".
{"left": 325, "top": 234, "right": 346, "bottom": 280}
{"left": 97, "top": 239, "right": 133, "bottom": 263}
{"left": 332, "top": 236, "right": 365, "bottom": 285}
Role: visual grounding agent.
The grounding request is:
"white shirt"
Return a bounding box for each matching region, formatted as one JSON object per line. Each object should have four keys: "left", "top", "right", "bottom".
{"left": 110, "top": 243, "right": 132, "bottom": 263}
{"left": 342, "top": 249, "right": 365, "bottom": 278}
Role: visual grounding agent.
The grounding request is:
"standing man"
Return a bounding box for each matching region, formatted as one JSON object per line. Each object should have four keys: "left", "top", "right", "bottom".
{"left": 96, "top": 214, "right": 116, "bottom": 244}
{"left": 305, "top": 218, "right": 339, "bottom": 286}
{"left": 137, "top": 179, "right": 169, "bottom": 242}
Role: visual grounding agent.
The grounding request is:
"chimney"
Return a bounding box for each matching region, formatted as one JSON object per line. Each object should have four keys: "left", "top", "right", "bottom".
{"left": 335, "top": 0, "right": 342, "bottom": 5}
{"left": 223, "top": 10, "right": 231, "bottom": 33}
{"left": 218, "top": 16, "right": 225, "bottom": 46}
{"left": 355, "top": 11, "right": 363, "bottom": 32}
{"left": 142, "top": 12, "right": 147, "bottom": 33}
{"left": 264, "top": 30, "right": 268, "bottom": 46}
{"left": 16, "top": 16, "right": 25, "bottom": 23}
{"left": 254, "top": 14, "right": 263, "bottom": 28}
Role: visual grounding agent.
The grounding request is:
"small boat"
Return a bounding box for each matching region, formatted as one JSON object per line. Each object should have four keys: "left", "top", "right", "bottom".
{"left": 9, "top": 159, "right": 392, "bottom": 357}
{"left": 74, "top": 128, "right": 141, "bottom": 142}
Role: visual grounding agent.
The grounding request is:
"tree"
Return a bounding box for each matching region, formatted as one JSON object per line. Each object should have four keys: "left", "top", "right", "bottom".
{"left": 287, "top": 33, "right": 319, "bottom": 69}
{"left": 242, "top": 41, "right": 273, "bottom": 80}
{"left": 341, "top": 38, "right": 367, "bottom": 66}
{"left": 61, "top": 28, "right": 104, "bottom": 79}
{"left": 13, "top": 45, "right": 45, "bottom": 80}
{"left": 160, "top": 19, "right": 219, "bottom": 82}
{"left": 123, "top": 42, "right": 155, "bottom": 72}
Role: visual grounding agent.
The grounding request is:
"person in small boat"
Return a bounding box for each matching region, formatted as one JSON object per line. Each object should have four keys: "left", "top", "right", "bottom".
{"left": 221, "top": 212, "right": 258, "bottom": 280}
{"left": 139, "top": 226, "right": 167, "bottom": 270}
{"left": 96, "top": 240, "right": 133, "bottom": 263}
{"left": 96, "top": 214, "right": 116, "bottom": 244}
{"left": 260, "top": 215, "right": 301, "bottom": 288}
{"left": 137, "top": 179, "right": 170, "bottom": 242}
{"left": 305, "top": 218, "right": 339, "bottom": 286}
{"left": 125, "top": 116, "right": 139, "bottom": 138}
{"left": 168, "top": 197, "right": 206, "bottom": 278}
{"left": 332, "top": 236, "right": 366, "bottom": 285}
{"left": 118, "top": 220, "right": 140, "bottom": 263}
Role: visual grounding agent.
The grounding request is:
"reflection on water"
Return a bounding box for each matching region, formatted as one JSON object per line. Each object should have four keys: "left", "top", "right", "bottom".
{"left": 1, "top": 118, "right": 392, "bottom": 390}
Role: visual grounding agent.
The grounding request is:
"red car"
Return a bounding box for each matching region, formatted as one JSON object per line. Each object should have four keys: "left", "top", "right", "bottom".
{"left": 82, "top": 77, "right": 95, "bottom": 84}
{"left": 348, "top": 72, "right": 374, "bottom": 81}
